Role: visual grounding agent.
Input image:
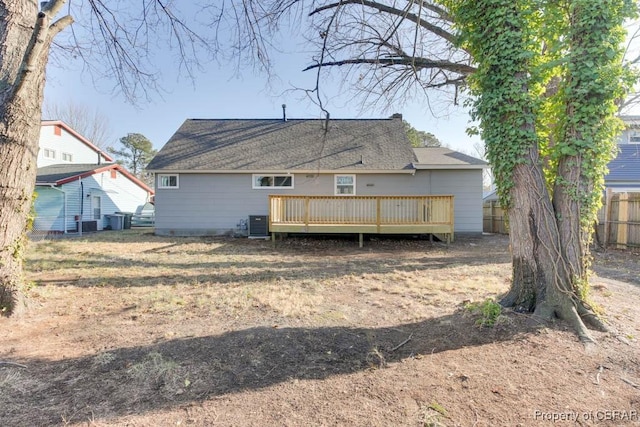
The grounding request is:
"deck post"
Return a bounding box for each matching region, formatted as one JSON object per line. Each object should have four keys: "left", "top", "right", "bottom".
{"left": 359, "top": 233, "right": 363, "bottom": 248}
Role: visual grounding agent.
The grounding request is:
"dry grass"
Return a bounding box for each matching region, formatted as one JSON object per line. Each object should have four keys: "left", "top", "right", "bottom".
{"left": 23, "top": 231, "right": 512, "bottom": 333}
{"left": 1, "top": 230, "right": 638, "bottom": 426}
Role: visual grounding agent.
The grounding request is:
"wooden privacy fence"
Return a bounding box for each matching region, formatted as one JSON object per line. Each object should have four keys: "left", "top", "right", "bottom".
{"left": 269, "top": 195, "right": 455, "bottom": 243}
{"left": 597, "top": 191, "right": 640, "bottom": 249}
{"left": 485, "top": 192, "right": 640, "bottom": 248}
{"left": 483, "top": 200, "right": 508, "bottom": 234}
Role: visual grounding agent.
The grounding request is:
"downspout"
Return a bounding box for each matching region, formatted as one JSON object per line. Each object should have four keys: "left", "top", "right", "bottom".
{"left": 79, "top": 178, "right": 84, "bottom": 237}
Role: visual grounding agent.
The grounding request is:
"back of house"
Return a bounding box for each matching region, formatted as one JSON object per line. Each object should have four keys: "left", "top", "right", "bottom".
{"left": 147, "top": 115, "right": 487, "bottom": 238}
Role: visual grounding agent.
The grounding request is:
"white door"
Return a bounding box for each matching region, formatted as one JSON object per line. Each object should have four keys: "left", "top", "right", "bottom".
{"left": 92, "top": 195, "right": 102, "bottom": 229}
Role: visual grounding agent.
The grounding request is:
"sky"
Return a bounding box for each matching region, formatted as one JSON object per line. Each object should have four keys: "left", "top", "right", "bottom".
{"left": 43, "top": 57, "right": 480, "bottom": 154}
{"left": 42, "top": 8, "right": 481, "bottom": 154}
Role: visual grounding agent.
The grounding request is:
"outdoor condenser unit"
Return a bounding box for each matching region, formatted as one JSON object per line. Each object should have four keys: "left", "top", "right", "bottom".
{"left": 248, "top": 215, "right": 269, "bottom": 237}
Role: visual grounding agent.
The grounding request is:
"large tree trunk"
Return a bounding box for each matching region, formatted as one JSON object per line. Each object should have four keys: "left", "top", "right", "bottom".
{"left": 553, "top": 154, "right": 590, "bottom": 288}
{"left": 0, "top": 1, "right": 71, "bottom": 315}
{"left": 471, "top": 0, "right": 621, "bottom": 342}
{"left": 499, "top": 142, "right": 597, "bottom": 341}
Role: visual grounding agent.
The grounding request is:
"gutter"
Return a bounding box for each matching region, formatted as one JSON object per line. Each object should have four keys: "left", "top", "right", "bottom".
{"left": 146, "top": 169, "right": 418, "bottom": 174}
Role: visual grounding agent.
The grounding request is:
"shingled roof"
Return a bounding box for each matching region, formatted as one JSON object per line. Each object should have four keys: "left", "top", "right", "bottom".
{"left": 36, "top": 163, "right": 154, "bottom": 193}
{"left": 147, "top": 118, "right": 417, "bottom": 172}
{"left": 412, "top": 147, "right": 488, "bottom": 169}
{"left": 36, "top": 163, "right": 116, "bottom": 184}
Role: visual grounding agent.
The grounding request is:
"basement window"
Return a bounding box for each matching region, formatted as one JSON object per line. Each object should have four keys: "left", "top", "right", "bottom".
{"left": 252, "top": 174, "right": 293, "bottom": 189}
{"left": 158, "top": 174, "right": 179, "bottom": 189}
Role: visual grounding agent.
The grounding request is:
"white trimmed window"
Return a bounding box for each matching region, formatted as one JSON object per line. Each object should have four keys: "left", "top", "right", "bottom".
{"left": 43, "top": 148, "right": 56, "bottom": 159}
{"left": 335, "top": 174, "right": 356, "bottom": 195}
{"left": 629, "top": 130, "right": 640, "bottom": 143}
{"left": 62, "top": 152, "right": 73, "bottom": 162}
{"left": 252, "top": 174, "right": 293, "bottom": 189}
{"left": 158, "top": 174, "right": 179, "bottom": 189}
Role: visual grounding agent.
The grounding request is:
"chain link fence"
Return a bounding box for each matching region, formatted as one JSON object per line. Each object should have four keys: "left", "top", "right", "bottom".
{"left": 28, "top": 215, "right": 82, "bottom": 241}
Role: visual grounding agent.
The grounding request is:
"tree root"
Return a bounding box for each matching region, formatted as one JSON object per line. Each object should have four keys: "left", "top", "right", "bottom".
{"left": 534, "top": 300, "right": 596, "bottom": 345}
{"left": 562, "top": 304, "right": 596, "bottom": 345}
{"left": 576, "top": 303, "right": 610, "bottom": 333}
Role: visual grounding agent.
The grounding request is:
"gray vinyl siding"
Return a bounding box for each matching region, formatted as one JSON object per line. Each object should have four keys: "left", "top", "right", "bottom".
{"left": 427, "top": 170, "right": 484, "bottom": 233}
{"left": 154, "top": 170, "right": 483, "bottom": 235}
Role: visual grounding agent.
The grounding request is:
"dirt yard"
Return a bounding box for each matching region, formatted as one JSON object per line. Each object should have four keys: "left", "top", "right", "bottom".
{"left": 1, "top": 230, "right": 639, "bottom": 426}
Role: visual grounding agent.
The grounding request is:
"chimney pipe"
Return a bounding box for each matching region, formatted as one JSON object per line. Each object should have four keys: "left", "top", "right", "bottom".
{"left": 282, "top": 104, "right": 287, "bottom": 122}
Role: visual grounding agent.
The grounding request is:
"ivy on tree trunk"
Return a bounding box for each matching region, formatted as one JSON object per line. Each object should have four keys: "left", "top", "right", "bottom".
{"left": 445, "top": 0, "right": 636, "bottom": 341}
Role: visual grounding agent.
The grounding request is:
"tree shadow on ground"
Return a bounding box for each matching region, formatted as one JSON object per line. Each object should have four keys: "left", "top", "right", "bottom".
{"left": 26, "top": 235, "right": 511, "bottom": 289}
{"left": 0, "top": 310, "right": 533, "bottom": 426}
{"left": 28, "top": 257, "right": 506, "bottom": 289}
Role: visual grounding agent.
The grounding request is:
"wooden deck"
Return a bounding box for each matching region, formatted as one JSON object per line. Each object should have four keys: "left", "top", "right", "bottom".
{"left": 269, "top": 195, "right": 454, "bottom": 244}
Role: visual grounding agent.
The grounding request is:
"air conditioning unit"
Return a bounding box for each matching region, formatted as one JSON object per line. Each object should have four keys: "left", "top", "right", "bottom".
{"left": 248, "top": 215, "right": 269, "bottom": 237}
{"left": 81, "top": 220, "right": 98, "bottom": 232}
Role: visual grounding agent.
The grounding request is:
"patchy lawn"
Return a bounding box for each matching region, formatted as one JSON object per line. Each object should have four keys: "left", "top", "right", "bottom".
{"left": 1, "top": 230, "right": 639, "bottom": 426}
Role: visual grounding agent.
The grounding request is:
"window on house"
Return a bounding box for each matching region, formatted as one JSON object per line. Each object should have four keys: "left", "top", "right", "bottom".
{"left": 158, "top": 174, "right": 179, "bottom": 189}
{"left": 252, "top": 174, "right": 293, "bottom": 189}
{"left": 43, "top": 148, "right": 56, "bottom": 159}
{"left": 629, "top": 130, "right": 640, "bottom": 143}
{"left": 335, "top": 175, "right": 356, "bottom": 195}
{"left": 62, "top": 152, "right": 73, "bottom": 162}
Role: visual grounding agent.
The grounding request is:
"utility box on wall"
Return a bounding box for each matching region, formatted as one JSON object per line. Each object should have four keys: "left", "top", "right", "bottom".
{"left": 248, "top": 215, "right": 269, "bottom": 237}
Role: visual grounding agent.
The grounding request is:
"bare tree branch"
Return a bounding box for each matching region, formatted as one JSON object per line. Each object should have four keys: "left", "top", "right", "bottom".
{"left": 273, "top": 0, "right": 473, "bottom": 113}
{"left": 303, "top": 57, "right": 475, "bottom": 75}
{"left": 310, "top": 0, "right": 458, "bottom": 45}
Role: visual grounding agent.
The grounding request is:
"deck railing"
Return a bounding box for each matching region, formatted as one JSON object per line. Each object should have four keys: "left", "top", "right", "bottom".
{"left": 269, "top": 195, "right": 454, "bottom": 241}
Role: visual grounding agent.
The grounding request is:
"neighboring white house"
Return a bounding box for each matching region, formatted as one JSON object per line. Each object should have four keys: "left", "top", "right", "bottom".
{"left": 147, "top": 115, "right": 488, "bottom": 237}
{"left": 38, "top": 120, "right": 112, "bottom": 167}
{"left": 33, "top": 121, "right": 154, "bottom": 234}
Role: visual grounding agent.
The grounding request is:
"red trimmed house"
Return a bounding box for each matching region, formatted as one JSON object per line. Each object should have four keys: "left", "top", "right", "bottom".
{"left": 34, "top": 122, "right": 154, "bottom": 234}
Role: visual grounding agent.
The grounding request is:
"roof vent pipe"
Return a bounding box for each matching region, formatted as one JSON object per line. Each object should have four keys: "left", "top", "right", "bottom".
{"left": 282, "top": 104, "right": 287, "bottom": 122}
